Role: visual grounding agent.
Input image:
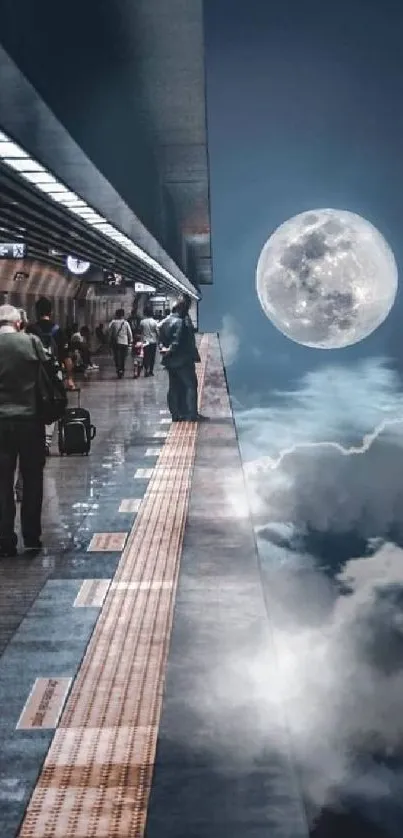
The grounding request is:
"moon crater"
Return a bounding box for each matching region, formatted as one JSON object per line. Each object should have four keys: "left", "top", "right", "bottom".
{"left": 256, "top": 209, "right": 398, "bottom": 349}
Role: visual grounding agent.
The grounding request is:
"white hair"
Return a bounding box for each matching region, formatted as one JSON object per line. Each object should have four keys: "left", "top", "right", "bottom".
{"left": 0, "top": 304, "right": 21, "bottom": 325}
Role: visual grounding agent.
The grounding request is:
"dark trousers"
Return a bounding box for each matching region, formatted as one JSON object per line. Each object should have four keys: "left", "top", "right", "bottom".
{"left": 143, "top": 343, "right": 157, "bottom": 375}
{"left": 80, "top": 343, "right": 92, "bottom": 366}
{"left": 167, "top": 363, "right": 198, "bottom": 420}
{"left": 113, "top": 344, "right": 128, "bottom": 375}
{"left": 0, "top": 418, "right": 46, "bottom": 548}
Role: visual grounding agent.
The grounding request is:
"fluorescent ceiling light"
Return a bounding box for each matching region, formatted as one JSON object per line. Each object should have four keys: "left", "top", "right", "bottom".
{"left": 52, "top": 193, "right": 82, "bottom": 205}
{"left": 87, "top": 214, "right": 106, "bottom": 224}
{"left": 95, "top": 223, "right": 115, "bottom": 234}
{"left": 71, "top": 210, "right": 97, "bottom": 219}
{"left": 107, "top": 231, "right": 126, "bottom": 241}
{"left": 47, "top": 185, "right": 70, "bottom": 195}
{"left": 5, "top": 158, "right": 45, "bottom": 173}
{"left": 0, "top": 125, "right": 199, "bottom": 298}
{"left": 0, "top": 141, "right": 28, "bottom": 158}
{"left": 36, "top": 181, "right": 66, "bottom": 194}
{"left": 76, "top": 209, "right": 100, "bottom": 218}
{"left": 22, "top": 171, "right": 56, "bottom": 185}
{"left": 69, "top": 204, "right": 94, "bottom": 216}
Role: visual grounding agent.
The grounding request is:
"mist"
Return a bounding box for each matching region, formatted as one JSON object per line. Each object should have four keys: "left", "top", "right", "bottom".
{"left": 185, "top": 355, "right": 403, "bottom": 835}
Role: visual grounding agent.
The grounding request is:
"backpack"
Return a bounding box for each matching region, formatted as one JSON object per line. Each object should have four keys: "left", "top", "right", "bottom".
{"left": 31, "top": 322, "right": 60, "bottom": 358}
{"left": 29, "top": 336, "right": 67, "bottom": 425}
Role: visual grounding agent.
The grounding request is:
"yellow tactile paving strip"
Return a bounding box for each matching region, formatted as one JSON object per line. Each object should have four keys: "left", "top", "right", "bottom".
{"left": 18, "top": 335, "right": 209, "bottom": 838}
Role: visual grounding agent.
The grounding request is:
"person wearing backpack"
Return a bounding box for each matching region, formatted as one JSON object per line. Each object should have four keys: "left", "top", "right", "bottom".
{"left": 108, "top": 309, "right": 133, "bottom": 378}
{"left": 27, "top": 297, "right": 72, "bottom": 454}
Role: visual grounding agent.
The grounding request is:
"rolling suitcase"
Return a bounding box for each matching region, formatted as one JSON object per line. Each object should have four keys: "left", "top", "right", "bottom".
{"left": 58, "top": 389, "right": 96, "bottom": 456}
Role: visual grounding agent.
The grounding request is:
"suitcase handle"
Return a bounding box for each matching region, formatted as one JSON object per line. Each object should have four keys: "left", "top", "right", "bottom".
{"left": 90, "top": 425, "right": 96, "bottom": 440}
{"left": 68, "top": 387, "right": 81, "bottom": 408}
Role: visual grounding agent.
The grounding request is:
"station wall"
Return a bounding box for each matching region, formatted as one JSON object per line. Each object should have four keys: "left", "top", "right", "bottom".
{"left": 0, "top": 259, "right": 131, "bottom": 331}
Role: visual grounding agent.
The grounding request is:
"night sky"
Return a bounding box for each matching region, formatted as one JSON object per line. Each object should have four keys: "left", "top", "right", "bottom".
{"left": 203, "top": 6, "right": 403, "bottom": 835}
{"left": 203, "top": 0, "right": 403, "bottom": 404}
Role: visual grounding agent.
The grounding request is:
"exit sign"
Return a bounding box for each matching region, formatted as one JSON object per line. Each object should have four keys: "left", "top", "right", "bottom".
{"left": 0, "top": 242, "right": 27, "bottom": 259}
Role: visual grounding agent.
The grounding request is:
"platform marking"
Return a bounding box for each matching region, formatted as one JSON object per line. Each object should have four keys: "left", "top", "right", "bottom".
{"left": 134, "top": 468, "right": 154, "bottom": 479}
{"left": 159, "top": 417, "right": 171, "bottom": 424}
{"left": 144, "top": 448, "right": 162, "bottom": 456}
{"left": 153, "top": 430, "right": 168, "bottom": 439}
{"left": 17, "top": 678, "right": 72, "bottom": 731}
{"left": 73, "top": 580, "right": 111, "bottom": 608}
{"left": 17, "top": 335, "right": 209, "bottom": 838}
{"left": 159, "top": 409, "right": 169, "bottom": 414}
{"left": 87, "top": 533, "right": 128, "bottom": 552}
{"left": 110, "top": 581, "right": 174, "bottom": 592}
{"left": 119, "top": 498, "right": 142, "bottom": 513}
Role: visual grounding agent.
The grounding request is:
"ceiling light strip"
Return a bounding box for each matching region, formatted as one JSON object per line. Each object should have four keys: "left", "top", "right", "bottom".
{"left": 0, "top": 128, "right": 198, "bottom": 298}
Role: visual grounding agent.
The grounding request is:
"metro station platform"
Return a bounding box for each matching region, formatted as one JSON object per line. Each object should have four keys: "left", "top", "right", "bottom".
{"left": 0, "top": 333, "right": 311, "bottom": 838}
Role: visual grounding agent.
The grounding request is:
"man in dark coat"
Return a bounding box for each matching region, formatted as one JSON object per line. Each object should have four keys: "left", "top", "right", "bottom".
{"left": 159, "top": 296, "right": 207, "bottom": 422}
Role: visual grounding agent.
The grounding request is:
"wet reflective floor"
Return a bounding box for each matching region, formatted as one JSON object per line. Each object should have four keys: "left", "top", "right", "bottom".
{"left": 0, "top": 359, "right": 169, "bottom": 656}
{"left": 0, "top": 354, "right": 173, "bottom": 836}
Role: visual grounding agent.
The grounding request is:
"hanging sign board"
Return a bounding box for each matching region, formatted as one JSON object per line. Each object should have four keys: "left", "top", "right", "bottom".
{"left": 0, "top": 242, "right": 27, "bottom": 259}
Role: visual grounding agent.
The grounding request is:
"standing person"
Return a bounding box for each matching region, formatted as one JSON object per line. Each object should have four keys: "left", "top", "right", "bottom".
{"left": 140, "top": 303, "right": 159, "bottom": 377}
{"left": 27, "top": 297, "right": 71, "bottom": 455}
{"left": 109, "top": 309, "right": 133, "bottom": 378}
{"left": 79, "top": 326, "right": 98, "bottom": 371}
{"left": 159, "top": 296, "right": 208, "bottom": 423}
{"left": 0, "top": 305, "right": 57, "bottom": 556}
{"left": 14, "top": 310, "right": 28, "bottom": 503}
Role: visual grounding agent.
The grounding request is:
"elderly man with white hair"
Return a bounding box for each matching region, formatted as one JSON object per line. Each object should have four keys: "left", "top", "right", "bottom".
{"left": 0, "top": 304, "right": 52, "bottom": 557}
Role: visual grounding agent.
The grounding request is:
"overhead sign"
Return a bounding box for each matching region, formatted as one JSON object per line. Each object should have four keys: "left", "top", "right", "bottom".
{"left": 0, "top": 242, "right": 27, "bottom": 259}
{"left": 135, "top": 282, "right": 156, "bottom": 293}
{"left": 66, "top": 256, "right": 90, "bottom": 275}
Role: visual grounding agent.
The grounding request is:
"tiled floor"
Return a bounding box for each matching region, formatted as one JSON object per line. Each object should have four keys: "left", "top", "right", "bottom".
{"left": 0, "top": 353, "right": 178, "bottom": 836}
{"left": 16, "top": 337, "right": 209, "bottom": 837}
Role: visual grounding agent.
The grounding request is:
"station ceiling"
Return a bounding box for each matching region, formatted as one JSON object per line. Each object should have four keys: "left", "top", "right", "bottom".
{"left": 0, "top": 0, "right": 212, "bottom": 288}
{"left": 0, "top": 157, "right": 192, "bottom": 297}
{"left": 132, "top": 0, "right": 212, "bottom": 285}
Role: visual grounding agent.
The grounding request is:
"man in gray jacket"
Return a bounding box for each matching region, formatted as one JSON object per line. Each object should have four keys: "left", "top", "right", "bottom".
{"left": 108, "top": 309, "right": 133, "bottom": 378}
{"left": 0, "top": 305, "right": 50, "bottom": 556}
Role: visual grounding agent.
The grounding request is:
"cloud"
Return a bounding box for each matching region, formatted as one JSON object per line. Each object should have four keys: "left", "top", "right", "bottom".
{"left": 195, "top": 355, "right": 403, "bottom": 833}
{"left": 181, "top": 536, "right": 403, "bottom": 834}
{"left": 238, "top": 356, "right": 403, "bottom": 462}
{"left": 219, "top": 314, "right": 240, "bottom": 367}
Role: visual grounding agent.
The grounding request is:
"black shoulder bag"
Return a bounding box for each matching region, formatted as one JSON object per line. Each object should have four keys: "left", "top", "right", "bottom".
{"left": 30, "top": 337, "right": 67, "bottom": 425}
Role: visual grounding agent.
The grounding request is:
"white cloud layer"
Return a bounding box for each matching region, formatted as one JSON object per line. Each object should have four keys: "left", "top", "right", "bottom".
{"left": 219, "top": 314, "right": 240, "bottom": 367}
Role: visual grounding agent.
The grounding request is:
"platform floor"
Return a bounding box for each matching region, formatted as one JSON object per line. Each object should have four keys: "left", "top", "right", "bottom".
{"left": 0, "top": 335, "right": 400, "bottom": 837}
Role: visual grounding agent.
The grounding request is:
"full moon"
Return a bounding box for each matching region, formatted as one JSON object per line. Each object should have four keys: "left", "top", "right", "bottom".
{"left": 256, "top": 209, "right": 398, "bottom": 348}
